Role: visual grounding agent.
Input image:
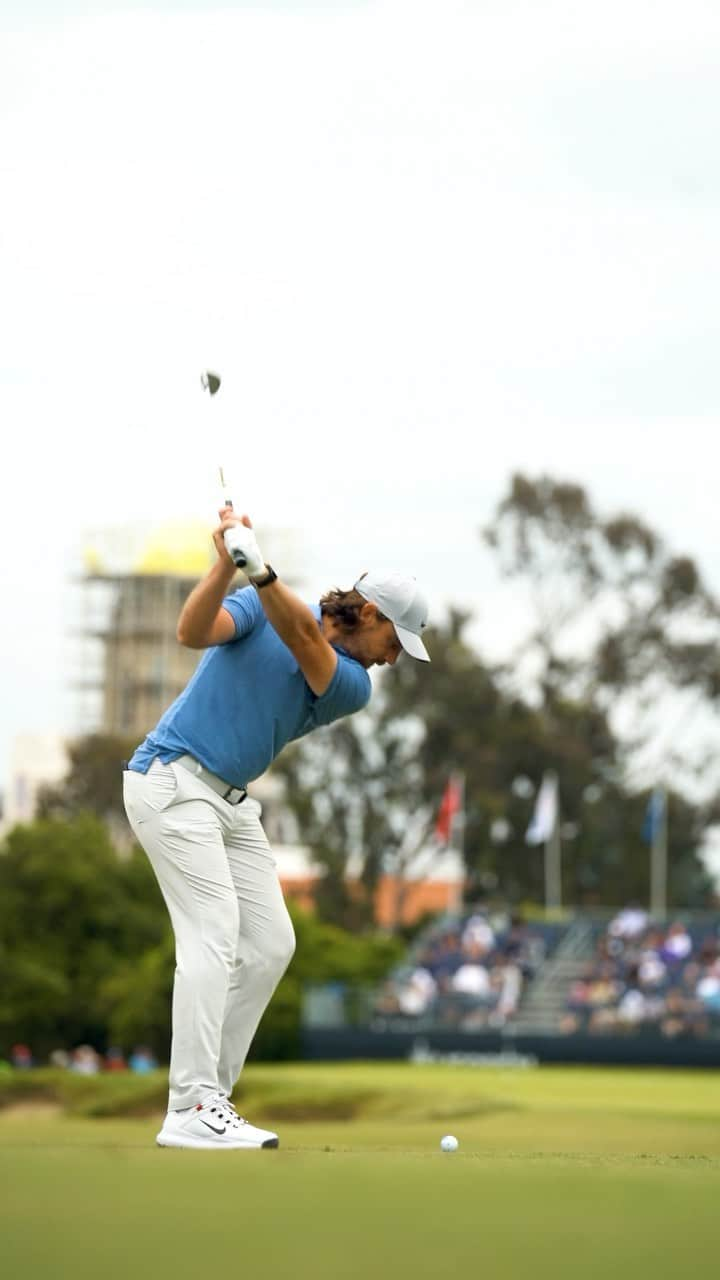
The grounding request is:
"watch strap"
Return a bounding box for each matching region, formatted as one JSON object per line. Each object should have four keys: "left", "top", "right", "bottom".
{"left": 250, "top": 564, "right": 278, "bottom": 589}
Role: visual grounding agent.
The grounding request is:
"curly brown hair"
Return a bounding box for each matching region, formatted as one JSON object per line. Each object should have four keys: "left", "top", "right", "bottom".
{"left": 319, "top": 586, "right": 387, "bottom": 634}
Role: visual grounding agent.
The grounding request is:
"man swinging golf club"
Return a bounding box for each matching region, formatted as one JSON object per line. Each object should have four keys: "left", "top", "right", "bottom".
{"left": 123, "top": 507, "right": 430, "bottom": 1149}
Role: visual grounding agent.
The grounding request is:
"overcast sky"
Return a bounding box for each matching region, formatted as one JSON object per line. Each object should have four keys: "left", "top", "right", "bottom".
{"left": 2, "top": 0, "right": 719, "bottom": 789}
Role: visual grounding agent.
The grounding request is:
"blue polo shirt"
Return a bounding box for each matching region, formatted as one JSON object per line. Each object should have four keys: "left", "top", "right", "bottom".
{"left": 128, "top": 587, "right": 371, "bottom": 788}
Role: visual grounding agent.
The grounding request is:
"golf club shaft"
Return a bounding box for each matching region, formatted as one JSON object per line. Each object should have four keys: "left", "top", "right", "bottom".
{"left": 204, "top": 372, "right": 247, "bottom": 566}
{"left": 218, "top": 465, "right": 233, "bottom": 510}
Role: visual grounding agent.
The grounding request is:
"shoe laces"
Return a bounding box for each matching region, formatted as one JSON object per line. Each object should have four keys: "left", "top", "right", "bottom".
{"left": 205, "top": 1093, "right": 246, "bottom": 1127}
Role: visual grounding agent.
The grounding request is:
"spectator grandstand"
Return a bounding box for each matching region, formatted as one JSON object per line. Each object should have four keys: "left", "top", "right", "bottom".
{"left": 304, "top": 905, "right": 720, "bottom": 1063}
{"left": 560, "top": 909, "right": 720, "bottom": 1039}
{"left": 371, "top": 910, "right": 566, "bottom": 1031}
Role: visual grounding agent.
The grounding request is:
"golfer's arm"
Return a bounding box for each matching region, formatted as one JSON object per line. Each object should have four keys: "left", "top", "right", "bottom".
{"left": 256, "top": 579, "right": 337, "bottom": 696}
{"left": 176, "top": 561, "right": 237, "bottom": 648}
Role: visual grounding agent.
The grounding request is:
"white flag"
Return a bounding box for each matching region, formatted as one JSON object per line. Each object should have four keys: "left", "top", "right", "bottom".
{"left": 525, "top": 772, "right": 558, "bottom": 845}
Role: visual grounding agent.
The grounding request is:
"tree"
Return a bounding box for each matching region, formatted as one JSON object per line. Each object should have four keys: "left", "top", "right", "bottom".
{"left": 36, "top": 733, "right": 138, "bottom": 831}
{"left": 277, "top": 611, "right": 714, "bottom": 910}
{"left": 273, "top": 682, "right": 430, "bottom": 930}
{"left": 473, "top": 472, "right": 720, "bottom": 902}
{"left": 0, "top": 813, "right": 404, "bottom": 1061}
{"left": 483, "top": 474, "right": 720, "bottom": 789}
{"left": 0, "top": 816, "right": 168, "bottom": 1057}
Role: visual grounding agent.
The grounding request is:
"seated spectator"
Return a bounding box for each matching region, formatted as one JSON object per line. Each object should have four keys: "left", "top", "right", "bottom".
{"left": 616, "top": 986, "right": 663, "bottom": 1029}
{"left": 609, "top": 906, "right": 649, "bottom": 940}
{"left": 374, "top": 979, "right": 402, "bottom": 1016}
{"left": 394, "top": 968, "right": 437, "bottom": 1017}
{"left": 451, "top": 962, "right": 491, "bottom": 998}
{"left": 642, "top": 928, "right": 666, "bottom": 958}
{"left": 492, "top": 961, "right": 522, "bottom": 1024}
{"left": 587, "top": 1007, "right": 618, "bottom": 1033}
{"left": 696, "top": 962, "right": 720, "bottom": 1015}
{"left": 128, "top": 1045, "right": 159, "bottom": 1073}
{"left": 659, "top": 989, "right": 701, "bottom": 1039}
{"left": 586, "top": 975, "right": 621, "bottom": 1008}
{"left": 104, "top": 1046, "right": 128, "bottom": 1072}
{"left": 10, "top": 1043, "right": 33, "bottom": 1069}
{"left": 502, "top": 916, "right": 543, "bottom": 978}
{"left": 661, "top": 922, "right": 693, "bottom": 967}
{"left": 698, "top": 937, "right": 719, "bottom": 966}
{"left": 637, "top": 950, "right": 667, "bottom": 991}
{"left": 679, "top": 961, "right": 702, "bottom": 995}
{"left": 71, "top": 1044, "right": 101, "bottom": 1074}
{"left": 616, "top": 988, "right": 649, "bottom": 1027}
{"left": 427, "top": 932, "right": 464, "bottom": 983}
{"left": 461, "top": 913, "right": 495, "bottom": 957}
{"left": 566, "top": 978, "right": 591, "bottom": 1014}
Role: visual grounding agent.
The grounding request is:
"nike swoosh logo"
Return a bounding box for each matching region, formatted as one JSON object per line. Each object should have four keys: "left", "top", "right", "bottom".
{"left": 200, "top": 1119, "right": 226, "bottom": 1135}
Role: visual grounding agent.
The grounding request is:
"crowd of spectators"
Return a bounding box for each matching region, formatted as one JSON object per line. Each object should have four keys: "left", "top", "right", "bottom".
{"left": 373, "top": 909, "right": 555, "bottom": 1030}
{"left": 561, "top": 907, "right": 720, "bottom": 1039}
{"left": 5, "top": 1043, "right": 159, "bottom": 1073}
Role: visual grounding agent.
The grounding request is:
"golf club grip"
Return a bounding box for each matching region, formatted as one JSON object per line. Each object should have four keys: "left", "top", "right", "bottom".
{"left": 223, "top": 527, "right": 248, "bottom": 568}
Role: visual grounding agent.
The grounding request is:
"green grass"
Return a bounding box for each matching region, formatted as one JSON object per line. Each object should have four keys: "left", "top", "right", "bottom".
{"left": 2, "top": 1063, "right": 720, "bottom": 1278}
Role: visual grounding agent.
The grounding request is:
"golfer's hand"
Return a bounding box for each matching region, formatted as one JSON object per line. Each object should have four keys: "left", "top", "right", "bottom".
{"left": 212, "top": 506, "right": 240, "bottom": 567}
{"left": 214, "top": 508, "right": 266, "bottom": 577}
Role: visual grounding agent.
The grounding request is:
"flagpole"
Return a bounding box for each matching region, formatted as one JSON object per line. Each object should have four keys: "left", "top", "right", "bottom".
{"left": 449, "top": 771, "right": 465, "bottom": 914}
{"left": 526, "top": 771, "right": 561, "bottom": 912}
{"left": 544, "top": 824, "right": 562, "bottom": 911}
{"left": 649, "top": 786, "right": 668, "bottom": 917}
{"left": 544, "top": 772, "right": 562, "bottom": 911}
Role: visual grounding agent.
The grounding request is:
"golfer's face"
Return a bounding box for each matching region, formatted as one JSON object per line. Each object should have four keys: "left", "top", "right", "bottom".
{"left": 356, "top": 615, "right": 402, "bottom": 668}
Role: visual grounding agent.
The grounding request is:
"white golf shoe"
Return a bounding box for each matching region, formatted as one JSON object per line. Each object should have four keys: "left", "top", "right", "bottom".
{"left": 156, "top": 1093, "right": 279, "bottom": 1150}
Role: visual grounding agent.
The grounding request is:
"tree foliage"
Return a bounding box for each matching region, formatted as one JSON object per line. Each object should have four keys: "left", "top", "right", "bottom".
{"left": 484, "top": 473, "right": 720, "bottom": 736}
{"left": 37, "top": 733, "right": 138, "bottom": 824}
{"left": 0, "top": 816, "right": 402, "bottom": 1061}
{"left": 0, "top": 816, "right": 166, "bottom": 1056}
{"left": 388, "top": 615, "right": 711, "bottom": 907}
{"left": 275, "top": 601, "right": 714, "bottom": 910}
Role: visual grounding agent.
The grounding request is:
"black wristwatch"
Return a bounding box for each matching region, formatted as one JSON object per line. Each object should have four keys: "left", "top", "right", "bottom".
{"left": 250, "top": 564, "right": 278, "bottom": 589}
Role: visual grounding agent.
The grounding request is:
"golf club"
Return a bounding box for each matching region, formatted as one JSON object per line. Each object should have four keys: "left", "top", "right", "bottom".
{"left": 201, "top": 370, "right": 248, "bottom": 568}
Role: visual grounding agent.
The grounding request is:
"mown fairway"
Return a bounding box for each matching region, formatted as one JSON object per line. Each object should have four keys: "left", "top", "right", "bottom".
{"left": 2, "top": 1063, "right": 720, "bottom": 1279}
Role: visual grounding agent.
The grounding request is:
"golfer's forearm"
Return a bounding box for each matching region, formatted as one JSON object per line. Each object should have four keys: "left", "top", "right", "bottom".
{"left": 177, "top": 561, "right": 236, "bottom": 645}
{"left": 256, "top": 579, "right": 321, "bottom": 651}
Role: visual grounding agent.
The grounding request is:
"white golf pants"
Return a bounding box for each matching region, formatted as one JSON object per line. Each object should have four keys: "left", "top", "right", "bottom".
{"left": 123, "top": 760, "right": 296, "bottom": 1110}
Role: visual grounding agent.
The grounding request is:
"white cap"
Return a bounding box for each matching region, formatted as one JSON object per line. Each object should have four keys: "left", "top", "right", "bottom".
{"left": 354, "top": 571, "right": 430, "bottom": 661}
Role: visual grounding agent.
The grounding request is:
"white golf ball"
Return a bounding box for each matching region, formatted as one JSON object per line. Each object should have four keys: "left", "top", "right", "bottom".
{"left": 440, "top": 1134, "right": 459, "bottom": 1152}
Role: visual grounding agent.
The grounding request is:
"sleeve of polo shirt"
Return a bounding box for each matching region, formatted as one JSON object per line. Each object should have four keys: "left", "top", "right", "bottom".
{"left": 221, "top": 586, "right": 264, "bottom": 640}
{"left": 311, "top": 652, "right": 372, "bottom": 725}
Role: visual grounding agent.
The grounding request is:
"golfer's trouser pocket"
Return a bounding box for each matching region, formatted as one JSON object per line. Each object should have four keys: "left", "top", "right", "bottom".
{"left": 123, "top": 760, "right": 179, "bottom": 826}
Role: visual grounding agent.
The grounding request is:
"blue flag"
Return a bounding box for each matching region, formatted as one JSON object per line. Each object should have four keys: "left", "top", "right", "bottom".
{"left": 642, "top": 789, "right": 665, "bottom": 845}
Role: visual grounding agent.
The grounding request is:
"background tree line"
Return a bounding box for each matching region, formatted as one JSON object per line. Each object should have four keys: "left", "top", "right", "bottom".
{"left": 0, "top": 815, "right": 402, "bottom": 1061}
{"left": 272, "top": 474, "right": 720, "bottom": 922}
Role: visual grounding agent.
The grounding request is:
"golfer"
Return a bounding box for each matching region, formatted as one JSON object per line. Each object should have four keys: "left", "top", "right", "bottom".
{"left": 123, "top": 507, "right": 430, "bottom": 1149}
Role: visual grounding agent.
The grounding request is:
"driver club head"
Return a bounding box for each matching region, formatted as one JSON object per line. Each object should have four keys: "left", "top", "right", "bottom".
{"left": 201, "top": 370, "right": 221, "bottom": 396}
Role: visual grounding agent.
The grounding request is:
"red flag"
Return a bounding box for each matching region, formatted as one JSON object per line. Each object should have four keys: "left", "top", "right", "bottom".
{"left": 434, "top": 775, "right": 464, "bottom": 846}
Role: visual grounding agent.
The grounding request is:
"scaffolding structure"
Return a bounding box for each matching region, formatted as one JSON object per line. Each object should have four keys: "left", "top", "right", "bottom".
{"left": 72, "top": 519, "right": 302, "bottom": 742}
{"left": 75, "top": 569, "right": 205, "bottom": 739}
